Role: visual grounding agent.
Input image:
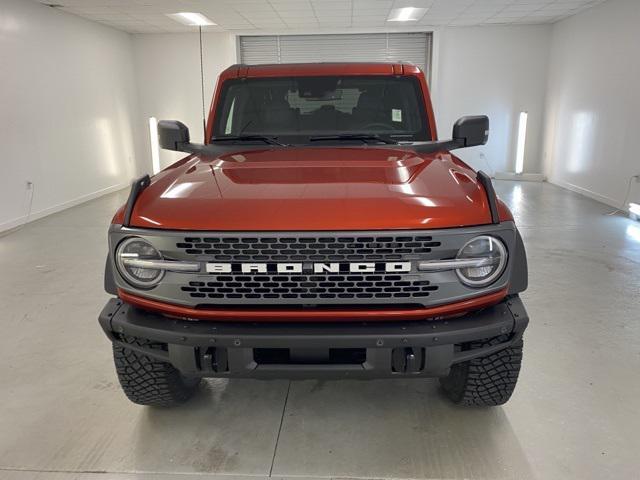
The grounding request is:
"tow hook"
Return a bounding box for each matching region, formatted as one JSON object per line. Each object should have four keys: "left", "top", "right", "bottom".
{"left": 391, "top": 347, "right": 425, "bottom": 373}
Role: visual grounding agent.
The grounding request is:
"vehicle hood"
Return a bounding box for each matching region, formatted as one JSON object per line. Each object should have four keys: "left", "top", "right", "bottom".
{"left": 124, "top": 146, "right": 499, "bottom": 231}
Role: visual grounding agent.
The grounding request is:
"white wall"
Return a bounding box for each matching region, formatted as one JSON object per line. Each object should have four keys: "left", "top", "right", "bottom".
{"left": 132, "top": 26, "right": 551, "bottom": 176}
{"left": 2, "top": 2, "right": 634, "bottom": 230}
{"left": 0, "top": 14, "right": 553, "bottom": 231}
{"left": 543, "top": 0, "right": 640, "bottom": 209}
{"left": 432, "top": 25, "right": 551, "bottom": 176}
{"left": 0, "top": 0, "right": 143, "bottom": 232}
{"left": 132, "top": 33, "right": 237, "bottom": 169}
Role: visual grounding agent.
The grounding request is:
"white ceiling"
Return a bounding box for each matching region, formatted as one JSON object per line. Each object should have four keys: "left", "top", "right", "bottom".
{"left": 37, "top": 0, "right": 608, "bottom": 34}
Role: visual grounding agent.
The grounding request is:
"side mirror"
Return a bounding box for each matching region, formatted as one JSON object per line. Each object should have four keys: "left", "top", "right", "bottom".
{"left": 452, "top": 116, "right": 489, "bottom": 148}
{"left": 158, "top": 120, "right": 190, "bottom": 151}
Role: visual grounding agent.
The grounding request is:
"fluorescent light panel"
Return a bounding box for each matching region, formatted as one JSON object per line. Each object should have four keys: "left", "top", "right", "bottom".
{"left": 167, "top": 12, "right": 216, "bottom": 26}
{"left": 148, "top": 117, "right": 160, "bottom": 175}
{"left": 387, "top": 7, "right": 428, "bottom": 22}
{"left": 515, "top": 111, "right": 528, "bottom": 174}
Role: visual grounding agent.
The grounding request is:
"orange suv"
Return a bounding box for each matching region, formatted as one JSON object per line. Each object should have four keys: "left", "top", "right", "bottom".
{"left": 99, "top": 63, "right": 529, "bottom": 407}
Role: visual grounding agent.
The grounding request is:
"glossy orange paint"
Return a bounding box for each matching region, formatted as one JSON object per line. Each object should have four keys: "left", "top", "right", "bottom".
{"left": 112, "top": 62, "right": 513, "bottom": 230}
{"left": 118, "top": 287, "right": 509, "bottom": 322}
{"left": 110, "top": 62, "right": 515, "bottom": 322}
{"left": 116, "top": 147, "right": 511, "bottom": 231}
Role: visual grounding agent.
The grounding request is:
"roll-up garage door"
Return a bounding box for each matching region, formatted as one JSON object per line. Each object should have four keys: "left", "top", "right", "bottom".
{"left": 239, "top": 33, "right": 432, "bottom": 80}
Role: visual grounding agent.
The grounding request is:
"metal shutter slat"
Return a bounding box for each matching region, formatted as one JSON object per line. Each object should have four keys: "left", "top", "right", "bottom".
{"left": 239, "top": 33, "right": 432, "bottom": 81}
{"left": 239, "top": 36, "right": 280, "bottom": 64}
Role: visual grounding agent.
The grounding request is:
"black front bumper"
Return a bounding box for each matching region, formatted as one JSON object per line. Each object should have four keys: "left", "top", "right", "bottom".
{"left": 99, "top": 296, "right": 529, "bottom": 379}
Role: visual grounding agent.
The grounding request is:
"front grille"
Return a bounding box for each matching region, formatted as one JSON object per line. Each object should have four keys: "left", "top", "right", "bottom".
{"left": 181, "top": 273, "right": 438, "bottom": 301}
{"left": 175, "top": 235, "right": 441, "bottom": 262}
{"left": 113, "top": 225, "right": 515, "bottom": 308}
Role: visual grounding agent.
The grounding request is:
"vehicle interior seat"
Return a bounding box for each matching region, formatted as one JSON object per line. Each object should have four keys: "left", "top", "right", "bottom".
{"left": 352, "top": 90, "right": 388, "bottom": 128}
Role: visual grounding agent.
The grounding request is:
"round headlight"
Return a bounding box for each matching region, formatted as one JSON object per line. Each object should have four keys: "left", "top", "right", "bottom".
{"left": 115, "top": 237, "right": 164, "bottom": 288}
{"left": 455, "top": 235, "right": 507, "bottom": 287}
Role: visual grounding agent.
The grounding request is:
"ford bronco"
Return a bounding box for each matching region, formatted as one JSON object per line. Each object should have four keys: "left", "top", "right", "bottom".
{"left": 99, "top": 62, "right": 528, "bottom": 407}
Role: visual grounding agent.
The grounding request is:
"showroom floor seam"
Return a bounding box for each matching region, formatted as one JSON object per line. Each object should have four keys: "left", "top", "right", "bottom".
{"left": 269, "top": 381, "right": 292, "bottom": 477}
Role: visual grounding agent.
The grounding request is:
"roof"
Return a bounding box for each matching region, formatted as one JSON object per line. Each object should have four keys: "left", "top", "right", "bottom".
{"left": 219, "top": 62, "right": 423, "bottom": 79}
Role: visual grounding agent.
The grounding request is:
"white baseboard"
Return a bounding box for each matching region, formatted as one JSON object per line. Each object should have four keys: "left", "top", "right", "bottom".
{"left": 547, "top": 178, "right": 621, "bottom": 210}
{"left": 494, "top": 172, "right": 546, "bottom": 182}
{"left": 0, "top": 182, "right": 129, "bottom": 233}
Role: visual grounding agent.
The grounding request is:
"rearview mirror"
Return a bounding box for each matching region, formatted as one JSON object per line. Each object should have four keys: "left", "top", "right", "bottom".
{"left": 452, "top": 116, "right": 489, "bottom": 148}
{"left": 158, "top": 120, "right": 190, "bottom": 151}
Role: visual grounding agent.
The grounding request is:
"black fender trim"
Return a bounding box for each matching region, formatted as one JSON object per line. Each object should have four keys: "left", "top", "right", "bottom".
{"left": 123, "top": 174, "right": 151, "bottom": 227}
{"left": 508, "top": 229, "right": 528, "bottom": 294}
{"left": 477, "top": 170, "right": 500, "bottom": 224}
{"left": 104, "top": 255, "right": 117, "bottom": 295}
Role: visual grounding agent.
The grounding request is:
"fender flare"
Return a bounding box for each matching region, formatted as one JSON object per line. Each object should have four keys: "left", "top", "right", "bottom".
{"left": 104, "top": 255, "right": 117, "bottom": 295}
{"left": 508, "top": 229, "right": 528, "bottom": 294}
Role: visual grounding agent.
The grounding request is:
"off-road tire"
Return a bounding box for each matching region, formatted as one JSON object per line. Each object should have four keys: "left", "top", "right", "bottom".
{"left": 113, "top": 336, "right": 201, "bottom": 407}
{"left": 440, "top": 335, "right": 523, "bottom": 406}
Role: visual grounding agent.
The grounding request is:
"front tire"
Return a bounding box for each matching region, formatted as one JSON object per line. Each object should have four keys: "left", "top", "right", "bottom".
{"left": 440, "top": 336, "right": 523, "bottom": 406}
{"left": 113, "top": 336, "right": 201, "bottom": 407}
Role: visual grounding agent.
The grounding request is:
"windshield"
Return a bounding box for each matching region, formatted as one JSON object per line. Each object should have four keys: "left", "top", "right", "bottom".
{"left": 212, "top": 75, "right": 431, "bottom": 144}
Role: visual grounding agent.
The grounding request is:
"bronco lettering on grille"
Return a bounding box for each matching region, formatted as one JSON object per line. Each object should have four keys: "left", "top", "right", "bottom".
{"left": 205, "top": 262, "right": 412, "bottom": 274}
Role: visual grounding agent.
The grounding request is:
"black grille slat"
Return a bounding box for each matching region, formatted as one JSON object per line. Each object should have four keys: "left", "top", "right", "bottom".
{"left": 173, "top": 233, "right": 447, "bottom": 304}
{"left": 185, "top": 275, "right": 439, "bottom": 300}
{"left": 176, "top": 235, "right": 441, "bottom": 262}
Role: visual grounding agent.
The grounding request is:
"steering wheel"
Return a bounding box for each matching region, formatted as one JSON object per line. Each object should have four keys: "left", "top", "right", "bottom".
{"left": 360, "top": 122, "right": 396, "bottom": 131}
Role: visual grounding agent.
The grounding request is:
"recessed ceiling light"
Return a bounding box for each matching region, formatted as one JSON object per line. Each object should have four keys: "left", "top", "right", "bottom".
{"left": 167, "top": 12, "right": 216, "bottom": 26}
{"left": 387, "top": 7, "right": 428, "bottom": 22}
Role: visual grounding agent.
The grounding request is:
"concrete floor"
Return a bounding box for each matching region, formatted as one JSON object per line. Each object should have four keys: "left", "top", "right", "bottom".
{"left": 1, "top": 180, "right": 639, "bottom": 480}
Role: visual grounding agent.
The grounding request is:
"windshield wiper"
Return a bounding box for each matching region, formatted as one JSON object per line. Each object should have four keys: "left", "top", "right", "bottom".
{"left": 308, "top": 134, "right": 398, "bottom": 145}
{"left": 211, "top": 135, "right": 287, "bottom": 146}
